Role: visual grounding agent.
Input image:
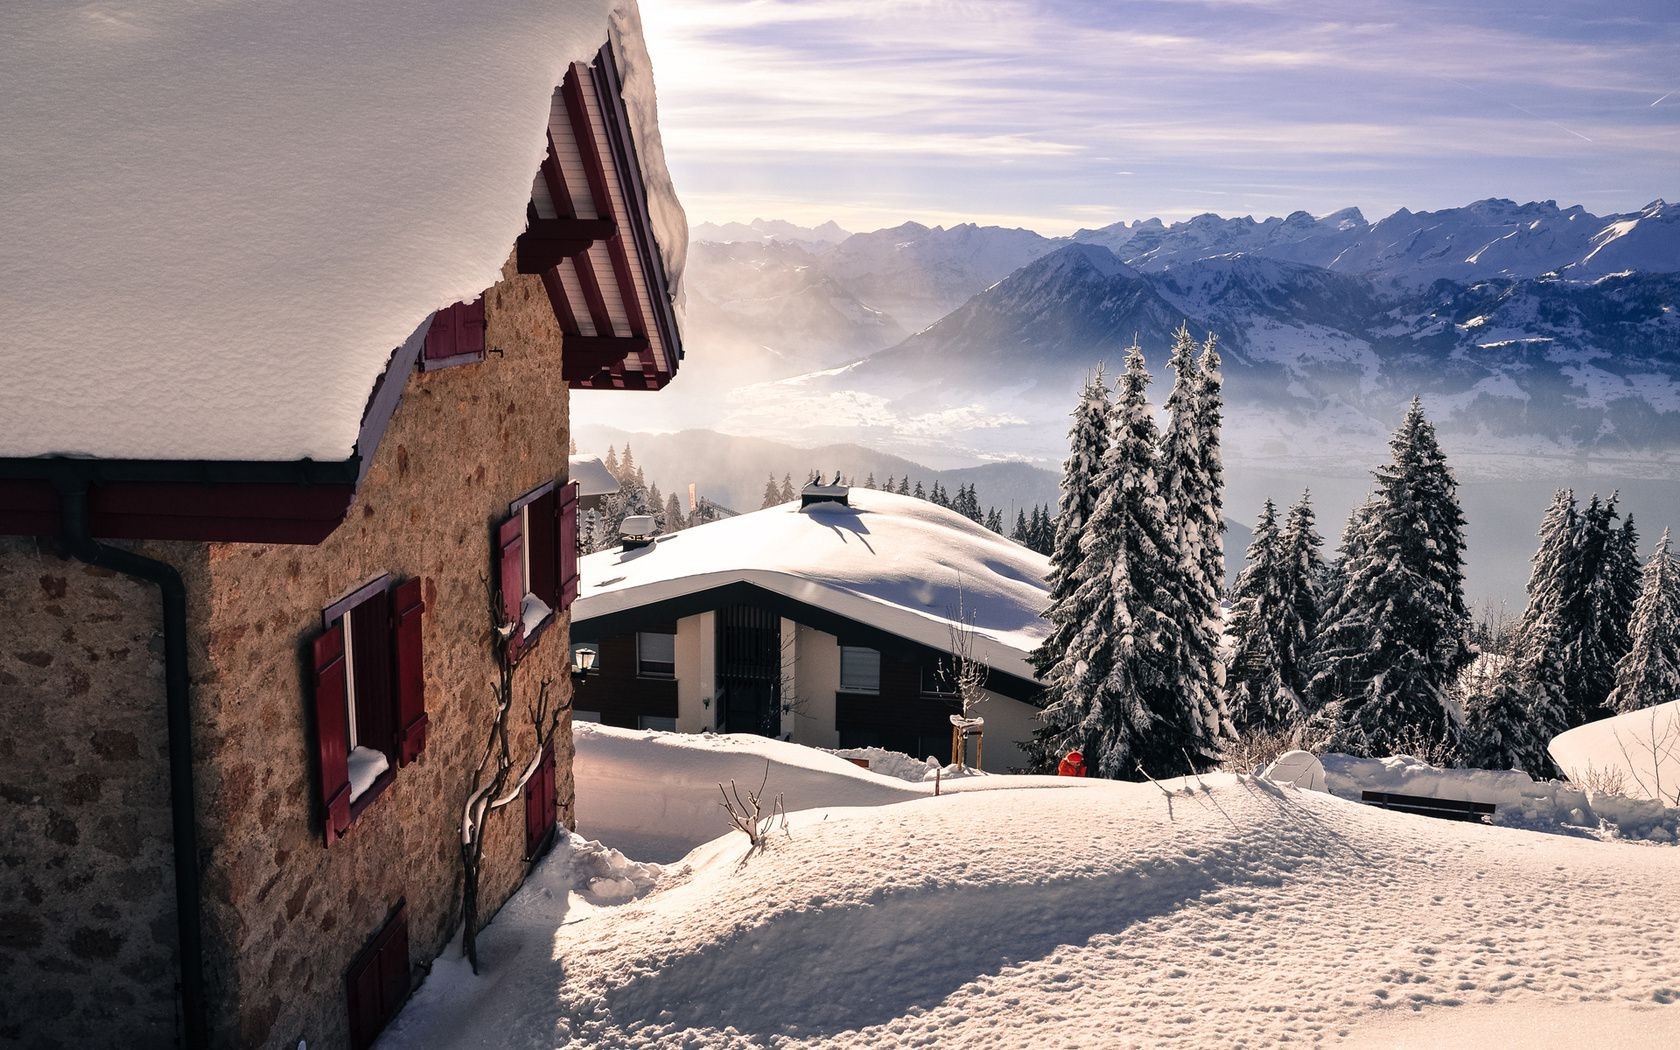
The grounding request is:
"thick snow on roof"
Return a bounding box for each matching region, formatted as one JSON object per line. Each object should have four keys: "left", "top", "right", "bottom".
{"left": 576, "top": 489, "right": 1052, "bottom": 680}
{"left": 0, "top": 1, "right": 682, "bottom": 462}
{"left": 1550, "top": 700, "right": 1680, "bottom": 806}
{"left": 568, "top": 455, "right": 621, "bottom": 498}
{"left": 384, "top": 726, "right": 1680, "bottom": 1048}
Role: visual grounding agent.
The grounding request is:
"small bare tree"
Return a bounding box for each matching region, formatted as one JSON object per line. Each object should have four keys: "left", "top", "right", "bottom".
{"left": 1608, "top": 706, "right": 1680, "bottom": 806}
{"left": 941, "top": 586, "right": 989, "bottom": 718}
{"left": 719, "top": 761, "right": 789, "bottom": 865}
{"left": 458, "top": 578, "right": 569, "bottom": 973}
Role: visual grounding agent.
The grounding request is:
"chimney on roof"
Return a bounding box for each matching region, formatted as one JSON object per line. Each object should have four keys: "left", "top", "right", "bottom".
{"left": 800, "top": 478, "right": 850, "bottom": 509}
{"left": 619, "top": 514, "right": 658, "bottom": 551}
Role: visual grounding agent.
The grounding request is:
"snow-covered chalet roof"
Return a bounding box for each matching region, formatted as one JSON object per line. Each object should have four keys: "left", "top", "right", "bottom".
{"left": 0, "top": 0, "right": 685, "bottom": 462}
{"left": 575, "top": 489, "right": 1052, "bottom": 683}
{"left": 568, "top": 455, "right": 621, "bottom": 498}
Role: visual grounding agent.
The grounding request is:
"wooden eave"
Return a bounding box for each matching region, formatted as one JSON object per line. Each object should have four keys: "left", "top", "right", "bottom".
{"left": 528, "top": 43, "right": 684, "bottom": 392}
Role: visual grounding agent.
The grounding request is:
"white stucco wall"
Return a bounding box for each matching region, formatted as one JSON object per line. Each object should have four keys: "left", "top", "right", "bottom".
{"left": 791, "top": 624, "right": 840, "bottom": 748}
{"left": 964, "top": 688, "right": 1042, "bottom": 773}
{"left": 674, "top": 611, "right": 716, "bottom": 733}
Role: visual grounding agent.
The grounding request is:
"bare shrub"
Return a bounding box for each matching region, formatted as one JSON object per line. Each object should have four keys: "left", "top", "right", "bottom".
{"left": 719, "top": 761, "right": 790, "bottom": 864}
{"left": 1218, "top": 728, "right": 1296, "bottom": 775}
{"left": 1568, "top": 762, "right": 1629, "bottom": 796}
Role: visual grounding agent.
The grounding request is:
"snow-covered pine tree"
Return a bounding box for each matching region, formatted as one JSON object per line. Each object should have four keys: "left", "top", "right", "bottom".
{"left": 1224, "top": 500, "right": 1290, "bottom": 735}
{"left": 1036, "top": 346, "right": 1206, "bottom": 778}
{"left": 762, "top": 474, "right": 781, "bottom": 508}
{"left": 664, "top": 492, "right": 686, "bottom": 533}
{"left": 1550, "top": 494, "right": 1639, "bottom": 725}
{"left": 1607, "top": 529, "right": 1680, "bottom": 715}
{"left": 603, "top": 445, "right": 619, "bottom": 479}
{"left": 985, "top": 507, "right": 1003, "bottom": 533}
{"left": 1307, "top": 399, "right": 1471, "bottom": 758}
{"left": 647, "top": 482, "right": 664, "bottom": 527}
{"left": 618, "top": 444, "right": 638, "bottom": 483}
{"left": 864, "top": 472, "right": 876, "bottom": 488}
{"left": 897, "top": 476, "right": 910, "bottom": 496}
{"left": 1030, "top": 367, "right": 1114, "bottom": 694}
{"left": 1463, "top": 615, "right": 1570, "bottom": 777}
{"left": 1155, "top": 325, "right": 1232, "bottom": 759}
{"left": 780, "top": 474, "right": 796, "bottom": 502}
{"left": 884, "top": 474, "right": 896, "bottom": 492}
{"left": 1012, "top": 508, "right": 1030, "bottom": 546}
{"left": 1277, "top": 491, "right": 1324, "bottom": 713}
{"left": 913, "top": 480, "right": 926, "bottom": 500}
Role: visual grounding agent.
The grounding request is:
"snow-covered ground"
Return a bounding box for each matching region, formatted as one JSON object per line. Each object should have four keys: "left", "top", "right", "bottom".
{"left": 383, "top": 727, "right": 1679, "bottom": 1048}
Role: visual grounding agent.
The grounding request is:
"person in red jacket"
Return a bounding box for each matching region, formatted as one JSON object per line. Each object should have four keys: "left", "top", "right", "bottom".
{"left": 1057, "top": 750, "right": 1088, "bottom": 777}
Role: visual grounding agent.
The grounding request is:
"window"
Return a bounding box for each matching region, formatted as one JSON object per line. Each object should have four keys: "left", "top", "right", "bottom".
{"left": 311, "top": 576, "right": 427, "bottom": 847}
{"left": 574, "top": 710, "right": 603, "bottom": 724}
{"left": 638, "top": 715, "right": 678, "bottom": 732}
{"left": 346, "top": 900, "right": 411, "bottom": 1050}
{"left": 497, "top": 481, "right": 580, "bottom": 660}
{"left": 636, "top": 631, "right": 676, "bottom": 678}
{"left": 420, "top": 296, "right": 487, "bottom": 371}
{"left": 922, "top": 658, "right": 957, "bottom": 697}
{"left": 839, "top": 646, "right": 881, "bottom": 694}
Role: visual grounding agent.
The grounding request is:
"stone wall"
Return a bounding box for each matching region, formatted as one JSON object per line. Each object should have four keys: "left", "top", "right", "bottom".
{"left": 0, "top": 260, "right": 583, "bottom": 1049}
{"left": 0, "top": 537, "right": 210, "bottom": 1049}
{"left": 194, "top": 263, "right": 579, "bottom": 1048}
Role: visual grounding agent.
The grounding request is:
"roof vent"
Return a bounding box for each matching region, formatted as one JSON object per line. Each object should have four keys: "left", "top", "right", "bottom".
{"left": 620, "top": 514, "right": 658, "bottom": 551}
{"left": 801, "top": 475, "right": 850, "bottom": 509}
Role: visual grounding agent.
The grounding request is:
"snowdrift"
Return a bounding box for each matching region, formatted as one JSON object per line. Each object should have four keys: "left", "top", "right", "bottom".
{"left": 1550, "top": 700, "right": 1680, "bottom": 806}
{"left": 390, "top": 729, "right": 1680, "bottom": 1049}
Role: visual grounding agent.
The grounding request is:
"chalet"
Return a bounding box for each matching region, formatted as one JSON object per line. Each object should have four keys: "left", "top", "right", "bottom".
{"left": 570, "top": 486, "right": 1051, "bottom": 770}
{"left": 0, "top": 3, "right": 685, "bottom": 1047}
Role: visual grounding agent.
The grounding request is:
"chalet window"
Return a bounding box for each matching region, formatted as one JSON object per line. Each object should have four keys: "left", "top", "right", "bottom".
{"left": 574, "top": 710, "right": 603, "bottom": 724}
{"left": 636, "top": 631, "right": 676, "bottom": 679}
{"left": 839, "top": 647, "right": 881, "bottom": 694}
{"left": 346, "top": 900, "right": 411, "bottom": 1050}
{"left": 638, "top": 715, "right": 677, "bottom": 732}
{"left": 497, "top": 481, "right": 581, "bottom": 660}
{"left": 922, "top": 658, "right": 957, "bottom": 697}
{"left": 311, "top": 576, "right": 427, "bottom": 847}
{"left": 524, "top": 746, "right": 558, "bottom": 859}
{"left": 420, "top": 297, "right": 487, "bottom": 372}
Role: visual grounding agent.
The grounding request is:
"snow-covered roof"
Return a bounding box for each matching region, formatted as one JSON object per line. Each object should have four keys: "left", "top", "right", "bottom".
{"left": 575, "top": 489, "right": 1051, "bottom": 682}
{"left": 568, "top": 455, "right": 621, "bottom": 498}
{"left": 0, "top": 0, "right": 684, "bottom": 462}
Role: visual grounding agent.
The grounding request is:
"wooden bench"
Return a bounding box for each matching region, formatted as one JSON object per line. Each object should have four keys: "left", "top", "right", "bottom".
{"left": 1360, "top": 790, "right": 1495, "bottom": 824}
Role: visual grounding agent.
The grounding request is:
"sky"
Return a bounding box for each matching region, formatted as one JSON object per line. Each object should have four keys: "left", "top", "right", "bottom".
{"left": 638, "top": 0, "right": 1680, "bottom": 235}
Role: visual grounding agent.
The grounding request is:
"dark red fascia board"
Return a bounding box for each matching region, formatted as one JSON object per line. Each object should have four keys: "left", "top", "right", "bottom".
{"left": 0, "top": 464, "right": 358, "bottom": 544}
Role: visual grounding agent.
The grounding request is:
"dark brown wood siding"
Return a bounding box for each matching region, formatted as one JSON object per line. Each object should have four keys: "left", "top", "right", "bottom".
{"left": 835, "top": 651, "right": 960, "bottom": 763}
{"left": 571, "top": 630, "right": 677, "bottom": 729}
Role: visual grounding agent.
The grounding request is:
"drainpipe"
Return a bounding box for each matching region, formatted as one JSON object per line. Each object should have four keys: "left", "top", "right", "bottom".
{"left": 53, "top": 476, "right": 209, "bottom": 1049}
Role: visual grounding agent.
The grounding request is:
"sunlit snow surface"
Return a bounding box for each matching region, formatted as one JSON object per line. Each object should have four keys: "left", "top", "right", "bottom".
{"left": 383, "top": 726, "right": 1680, "bottom": 1048}
{"left": 0, "top": 0, "right": 685, "bottom": 461}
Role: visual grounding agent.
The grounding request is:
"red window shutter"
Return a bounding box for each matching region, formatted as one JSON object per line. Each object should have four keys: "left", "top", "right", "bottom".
{"left": 526, "top": 746, "right": 556, "bottom": 858}
{"left": 527, "top": 488, "right": 559, "bottom": 610}
{"left": 350, "top": 588, "right": 394, "bottom": 758}
{"left": 460, "top": 296, "right": 486, "bottom": 359}
{"left": 559, "top": 481, "right": 580, "bottom": 610}
{"left": 346, "top": 900, "right": 411, "bottom": 1050}
{"left": 423, "top": 305, "right": 459, "bottom": 362}
{"left": 498, "top": 515, "right": 525, "bottom": 659}
{"left": 311, "top": 625, "right": 353, "bottom": 847}
{"left": 391, "top": 578, "right": 427, "bottom": 766}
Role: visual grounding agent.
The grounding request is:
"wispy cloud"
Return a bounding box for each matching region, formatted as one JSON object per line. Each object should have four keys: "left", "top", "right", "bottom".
{"left": 640, "top": 0, "right": 1680, "bottom": 233}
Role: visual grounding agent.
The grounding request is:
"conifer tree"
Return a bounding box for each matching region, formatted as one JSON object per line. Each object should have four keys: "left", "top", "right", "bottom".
{"left": 1464, "top": 616, "right": 1570, "bottom": 776}
{"left": 1308, "top": 399, "right": 1471, "bottom": 757}
{"left": 603, "top": 445, "right": 619, "bottom": 479}
{"left": 913, "top": 480, "right": 926, "bottom": 501}
{"left": 780, "top": 474, "right": 796, "bottom": 502}
{"left": 1012, "top": 509, "right": 1030, "bottom": 546}
{"left": 884, "top": 474, "right": 896, "bottom": 492}
{"left": 1277, "top": 491, "right": 1324, "bottom": 709}
{"left": 897, "top": 476, "right": 910, "bottom": 496}
{"left": 1225, "top": 500, "right": 1290, "bottom": 734}
{"left": 985, "top": 508, "right": 1003, "bottom": 533}
{"left": 664, "top": 492, "right": 686, "bottom": 533}
{"left": 618, "top": 444, "right": 638, "bottom": 483}
{"left": 1607, "top": 529, "right": 1680, "bottom": 715}
{"left": 1032, "top": 368, "right": 1114, "bottom": 703}
{"left": 1548, "top": 494, "right": 1640, "bottom": 725}
{"left": 864, "top": 472, "right": 876, "bottom": 489}
{"left": 1036, "top": 346, "right": 1210, "bottom": 777}
{"left": 761, "top": 474, "right": 783, "bottom": 509}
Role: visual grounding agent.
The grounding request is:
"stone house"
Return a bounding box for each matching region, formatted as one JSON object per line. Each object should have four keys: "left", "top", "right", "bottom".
{"left": 0, "top": 5, "right": 686, "bottom": 1048}
{"left": 570, "top": 485, "right": 1050, "bottom": 772}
